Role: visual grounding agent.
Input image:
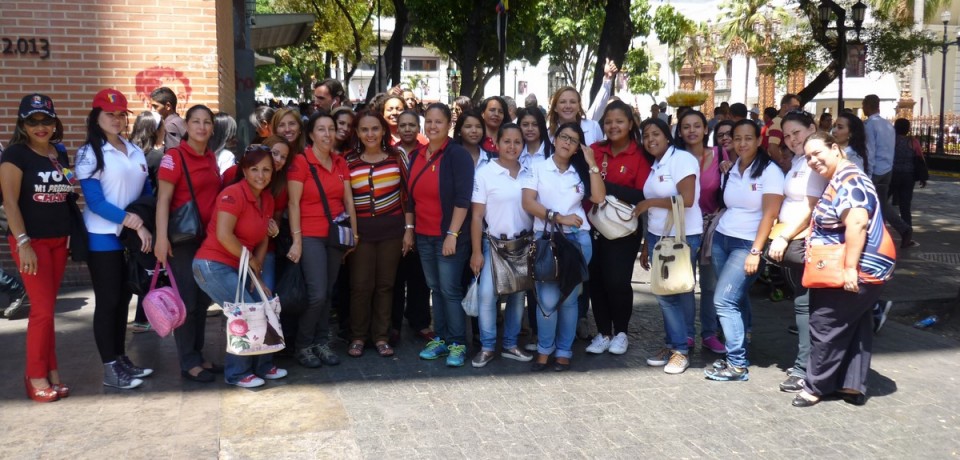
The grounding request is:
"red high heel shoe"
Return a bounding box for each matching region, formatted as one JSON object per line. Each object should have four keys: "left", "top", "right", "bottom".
{"left": 51, "top": 382, "right": 71, "bottom": 399}
{"left": 24, "top": 376, "right": 59, "bottom": 403}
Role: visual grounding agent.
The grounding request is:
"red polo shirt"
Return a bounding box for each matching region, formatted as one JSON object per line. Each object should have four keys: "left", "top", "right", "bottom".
{"left": 157, "top": 141, "right": 222, "bottom": 226}
{"left": 409, "top": 142, "right": 446, "bottom": 237}
{"left": 591, "top": 140, "right": 651, "bottom": 190}
{"left": 481, "top": 136, "right": 499, "bottom": 154}
{"left": 196, "top": 181, "right": 274, "bottom": 269}
{"left": 287, "top": 151, "right": 348, "bottom": 238}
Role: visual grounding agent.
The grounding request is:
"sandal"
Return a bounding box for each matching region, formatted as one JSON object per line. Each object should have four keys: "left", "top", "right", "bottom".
{"left": 348, "top": 341, "right": 364, "bottom": 358}
{"left": 375, "top": 342, "right": 395, "bottom": 357}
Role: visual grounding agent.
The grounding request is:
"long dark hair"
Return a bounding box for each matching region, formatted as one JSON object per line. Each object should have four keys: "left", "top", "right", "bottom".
{"left": 183, "top": 105, "right": 215, "bottom": 145}
{"left": 208, "top": 112, "right": 237, "bottom": 156}
{"left": 554, "top": 122, "right": 592, "bottom": 199}
{"left": 639, "top": 117, "right": 675, "bottom": 149}
{"left": 480, "top": 96, "right": 508, "bottom": 132}
{"left": 600, "top": 100, "right": 654, "bottom": 165}
{"left": 712, "top": 119, "right": 735, "bottom": 147}
{"left": 837, "top": 111, "right": 869, "bottom": 173}
{"left": 515, "top": 107, "right": 553, "bottom": 159}
{"left": 732, "top": 119, "right": 773, "bottom": 180}
{"left": 82, "top": 107, "right": 108, "bottom": 176}
{"left": 130, "top": 112, "right": 159, "bottom": 152}
{"left": 674, "top": 109, "right": 709, "bottom": 151}
{"left": 351, "top": 110, "right": 401, "bottom": 157}
{"left": 454, "top": 109, "right": 485, "bottom": 146}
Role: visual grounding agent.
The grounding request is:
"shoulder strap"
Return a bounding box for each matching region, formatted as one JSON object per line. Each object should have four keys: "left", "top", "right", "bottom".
{"left": 408, "top": 147, "right": 444, "bottom": 196}
{"left": 307, "top": 162, "right": 337, "bottom": 226}
{"left": 174, "top": 148, "right": 199, "bottom": 206}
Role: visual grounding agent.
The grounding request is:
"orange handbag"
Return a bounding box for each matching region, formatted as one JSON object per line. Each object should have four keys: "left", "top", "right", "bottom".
{"left": 801, "top": 243, "right": 845, "bottom": 289}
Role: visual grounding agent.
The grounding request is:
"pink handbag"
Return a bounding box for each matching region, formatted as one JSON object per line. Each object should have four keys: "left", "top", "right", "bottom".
{"left": 143, "top": 262, "right": 186, "bottom": 337}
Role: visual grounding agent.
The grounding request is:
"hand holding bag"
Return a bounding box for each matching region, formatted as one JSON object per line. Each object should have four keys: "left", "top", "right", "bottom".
{"left": 650, "top": 196, "right": 695, "bottom": 296}
{"left": 223, "top": 248, "right": 286, "bottom": 356}
{"left": 529, "top": 221, "right": 559, "bottom": 282}
{"left": 588, "top": 154, "right": 638, "bottom": 239}
{"left": 168, "top": 149, "right": 206, "bottom": 245}
{"left": 143, "top": 262, "right": 186, "bottom": 337}
{"left": 487, "top": 233, "right": 535, "bottom": 295}
{"left": 462, "top": 276, "right": 480, "bottom": 317}
{"left": 308, "top": 164, "right": 355, "bottom": 250}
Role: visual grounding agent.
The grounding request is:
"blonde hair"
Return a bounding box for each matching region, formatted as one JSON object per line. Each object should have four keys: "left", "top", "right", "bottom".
{"left": 270, "top": 108, "right": 304, "bottom": 154}
{"left": 548, "top": 86, "right": 585, "bottom": 135}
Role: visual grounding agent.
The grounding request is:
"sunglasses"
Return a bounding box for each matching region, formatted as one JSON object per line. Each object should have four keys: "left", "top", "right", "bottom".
{"left": 24, "top": 117, "right": 56, "bottom": 127}
{"left": 245, "top": 144, "right": 271, "bottom": 155}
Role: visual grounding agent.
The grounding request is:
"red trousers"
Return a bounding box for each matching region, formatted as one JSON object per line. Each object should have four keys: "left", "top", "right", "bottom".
{"left": 8, "top": 236, "right": 68, "bottom": 379}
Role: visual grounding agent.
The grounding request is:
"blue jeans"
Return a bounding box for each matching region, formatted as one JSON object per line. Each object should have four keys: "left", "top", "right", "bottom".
{"left": 646, "top": 231, "right": 701, "bottom": 354}
{"left": 261, "top": 251, "right": 276, "bottom": 292}
{"left": 417, "top": 235, "right": 470, "bottom": 345}
{"left": 536, "top": 231, "right": 592, "bottom": 359}
{"left": 477, "top": 238, "right": 525, "bottom": 351}
{"left": 711, "top": 232, "right": 762, "bottom": 368}
{"left": 192, "top": 259, "right": 275, "bottom": 384}
{"left": 695, "top": 260, "right": 719, "bottom": 339}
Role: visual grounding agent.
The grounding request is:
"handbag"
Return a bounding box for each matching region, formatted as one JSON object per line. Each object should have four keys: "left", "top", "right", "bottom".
{"left": 462, "top": 276, "right": 480, "bottom": 317}
{"left": 143, "top": 262, "right": 185, "bottom": 337}
{"left": 65, "top": 192, "right": 89, "bottom": 262}
{"left": 486, "top": 232, "right": 535, "bottom": 295}
{"left": 650, "top": 196, "right": 695, "bottom": 296}
{"left": 308, "top": 163, "right": 355, "bottom": 250}
{"left": 699, "top": 209, "right": 725, "bottom": 266}
{"left": 275, "top": 261, "right": 307, "bottom": 315}
{"left": 801, "top": 243, "right": 845, "bottom": 289}
{"left": 589, "top": 196, "right": 638, "bottom": 240}
{"left": 223, "top": 248, "right": 286, "bottom": 356}
{"left": 529, "top": 220, "right": 559, "bottom": 282}
{"left": 168, "top": 148, "right": 205, "bottom": 245}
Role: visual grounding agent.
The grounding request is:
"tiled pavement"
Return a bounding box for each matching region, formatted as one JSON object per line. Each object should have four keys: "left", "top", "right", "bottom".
{"left": 1, "top": 178, "right": 959, "bottom": 459}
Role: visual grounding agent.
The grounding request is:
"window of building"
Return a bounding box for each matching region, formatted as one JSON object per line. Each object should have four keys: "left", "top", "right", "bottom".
{"left": 407, "top": 59, "right": 438, "bottom": 71}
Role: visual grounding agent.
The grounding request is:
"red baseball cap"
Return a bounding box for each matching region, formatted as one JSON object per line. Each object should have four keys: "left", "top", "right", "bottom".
{"left": 92, "top": 89, "right": 131, "bottom": 113}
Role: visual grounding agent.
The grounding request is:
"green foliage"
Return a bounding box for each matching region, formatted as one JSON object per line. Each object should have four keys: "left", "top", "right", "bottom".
{"left": 867, "top": 0, "right": 953, "bottom": 23}
{"left": 624, "top": 48, "right": 663, "bottom": 96}
{"left": 652, "top": 4, "right": 695, "bottom": 48}
{"left": 862, "top": 22, "right": 940, "bottom": 73}
{"left": 536, "top": 0, "right": 605, "bottom": 93}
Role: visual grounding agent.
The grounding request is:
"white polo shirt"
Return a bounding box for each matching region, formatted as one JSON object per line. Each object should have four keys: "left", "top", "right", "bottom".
{"left": 548, "top": 119, "right": 604, "bottom": 147}
{"left": 716, "top": 160, "right": 785, "bottom": 241}
{"left": 76, "top": 138, "right": 149, "bottom": 235}
{"left": 643, "top": 147, "right": 702, "bottom": 237}
{"left": 519, "top": 142, "right": 547, "bottom": 170}
{"left": 472, "top": 160, "right": 533, "bottom": 238}
{"left": 522, "top": 157, "right": 589, "bottom": 233}
{"left": 778, "top": 153, "right": 828, "bottom": 225}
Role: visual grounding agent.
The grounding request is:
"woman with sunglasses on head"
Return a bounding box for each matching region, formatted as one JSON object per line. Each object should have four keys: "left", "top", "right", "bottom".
{"left": 479, "top": 96, "right": 507, "bottom": 154}
{"left": 286, "top": 112, "right": 357, "bottom": 368}
{"left": 155, "top": 104, "right": 224, "bottom": 383}
{"left": 454, "top": 109, "right": 491, "bottom": 170}
{"left": 193, "top": 144, "right": 288, "bottom": 388}
{"left": 703, "top": 120, "right": 784, "bottom": 382}
{"left": 583, "top": 101, "right": 651, "bottom": 356}
{"left": 1, "top": 94, "right": 72, "bottom": 402}
{"left": 343, "top": 111, "right": 408, "bottom": 358}
{"left": 765, "top": 110, "right": 829, "bottom": 393}
{"left": 76, "top": 89, "right": 155, "bottom": 390}
{"left": 633, "top": 117, "right": 703, "bottom": 375}
{"left": 408, "top": 103, "right": 475, "bottom": 368}
{"left": 522, "top": 123, "right": 605, "bottom": 371}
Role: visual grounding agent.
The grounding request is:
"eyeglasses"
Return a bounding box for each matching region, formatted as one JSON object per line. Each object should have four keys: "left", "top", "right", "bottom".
{"left": 716, "top": 131, "right": 732, "bottom": 139}
{"left": 556, "top": 133, "right": 579, "bottom": 145}
{"left": 24, "top": 117, "right": 56, "bottom": 127}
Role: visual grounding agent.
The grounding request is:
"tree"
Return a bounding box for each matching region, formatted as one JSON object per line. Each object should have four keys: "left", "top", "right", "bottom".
{"left": 868, "top": 0, "right": 953, "bottom": 22}
{"left": 536, "top": 0, "right": 604, "bottom": 95}
{"left": 588, "top": 0, "right": 652, "bottom": 102}
{"left": 718, "top": 0, "right": 788, "bottom": 101}
{"left": 652, "top": 3, "right": 696, "bottom": 88}
{"left": 623, "top": 47, "right": 664, "bottom": 103}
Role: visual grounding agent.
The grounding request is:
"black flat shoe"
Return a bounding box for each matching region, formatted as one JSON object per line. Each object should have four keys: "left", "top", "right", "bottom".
{"left": 181, "top": 369, "right": 215, "bottom": 383}
{"left": 839, "top": 392, "right": 867, "bottom": 406}
{"left": 203, "top": 363, "right": 224, "bottom": 374}
{"left": 553, "top": 361, "right": 570, "bottom": 372}
{"left": 791, "top": 394, "right": 820, "bottom": 407}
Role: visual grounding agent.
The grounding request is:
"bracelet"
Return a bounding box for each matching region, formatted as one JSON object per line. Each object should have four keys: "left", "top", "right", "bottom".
{"left": 446, "top": 230, "right": 460, "bottom": 238}
{"left": 292, "top": 230, "right": 302, "bottom": 234}
{"left": 17, "top": 237, "right": 31, "bottom": 248}
{"left": 15, "top": 233, "right": 27, "bottom": 240}
{"left": 405, "top": 224, "right": 415, "bottom": 230}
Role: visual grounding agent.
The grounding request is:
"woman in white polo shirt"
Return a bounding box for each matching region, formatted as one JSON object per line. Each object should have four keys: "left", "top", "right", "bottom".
{"left": 76, "top": 89, "right": 154, "bottom": 390}
{"left": 522, "top": 122, "right": 605, "bottom": 371}
{"left": 703, "top": 119, "right": 784, "bottom": 382}
{"left": 469, "top": 123, "right": 534, "bottom": 367}
{"left": 633, "top": 117, "right": 702, "bottom": 375}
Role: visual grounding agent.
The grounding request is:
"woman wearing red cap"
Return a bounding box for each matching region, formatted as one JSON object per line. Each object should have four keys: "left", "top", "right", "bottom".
{"left": 1, "top": 94, "right": 71, "bottom": 402}
{"left": 76, "top": 89, "right": 154, "bottom": 390}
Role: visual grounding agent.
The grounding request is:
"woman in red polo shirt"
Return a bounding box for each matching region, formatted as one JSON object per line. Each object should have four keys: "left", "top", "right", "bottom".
{"left": 479, "top": 96, "right": 507, "bottom": 154}
{"left": 396, "top": 110, "right": 426, "bottom": 160}
{"left": 193, "top": 145, "right": 287, "bottom": 388}
{"left": 286, "top": 112, "right": 357, "bottom": 368}
{"left": 155, "top": 105, "right": 224, "bottom": 383}
{"left": 583, "top": 101, "right": 652, "bottom": 356}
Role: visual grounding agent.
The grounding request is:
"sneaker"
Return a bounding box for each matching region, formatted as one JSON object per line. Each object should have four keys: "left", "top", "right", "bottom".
{"left": 117, "top": 355, "right": 153, "bottom": 378}
{"left": 103, "top": 361, "right": 143, "bottom": 389}
{"left": 646, "top": 348, "right": 672, "bottom": 366}
{"left": 704, "top": 360, "right": 749, "bottom": 381}
{"left": 471, "top": 351, "right": 496, "bottom": 368}
{"left": 874, "top": 300, "right": 893, "bottom": 334}
{"left": 779, "top": 374, "right": 804, "bottom": 393}
{"left": 585, "top": 334, "right": 612, "bottom": 354}
{"left": 419, "top": 337, "right": 449, "bottom": 360}
{"left": 608, "top": 332, "right": 628, "bottom": 355}
{"left": 663, "top": 351, "right": 689, "bottom": 374}
{"left": 702, "top": 335, "right": 726, "bottom": 354}
{"left": 311, "top": 344, "right": 341, "bottom": 366}
{"left": 3, "top": 293, "right": 29, "bottom": 320}
{"left": 576, "top": 317, "right": 590, "bottom": 340}
{"left": 231, "top": 374, "right": 265, "bottom": 388}
{"left": 686, "top": 337, "right": 695, "bottom": 349}
{"left": 129, "top": 322, "right": 152, "bottom": 333}
{"left": 296, "top": 348, "right": 322, "bottom": 368}
{"left": 261, "top": 366, "right": 288, "bottom": 380}
{"left": 501, "top": 347, "right": 533, "bottom": 362}
{"left": 524, "top": 341, "right": 538, "bottom": 352}
{"left": 446, "top": 343, "right": 466, "bottom": 367}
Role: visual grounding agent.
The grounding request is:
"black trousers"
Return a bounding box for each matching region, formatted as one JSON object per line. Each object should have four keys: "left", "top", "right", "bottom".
{"left": 889, "top": 173, "right": 916, "bottom": 227}
{"left": 589, "top": 231, "right": 643, "bottom": 337}
{"left": 173, "top": 242, "right": 212, "bottom": 372}
{"left": 805, "top": 283, "right": 882, "bottom": 396}
{"left": 392, "top": 250, "right": 432, "bottom": 332}
{"left": 88, "top": 250, "right": 133, "bottom": 363}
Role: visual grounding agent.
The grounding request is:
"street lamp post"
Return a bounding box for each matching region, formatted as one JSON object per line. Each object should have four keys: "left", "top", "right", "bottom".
{"left": 818, "top": 0, "right": 867, "bottom": 113}
{"left": 936, "top": 11, "right": 960, "bottom": 156}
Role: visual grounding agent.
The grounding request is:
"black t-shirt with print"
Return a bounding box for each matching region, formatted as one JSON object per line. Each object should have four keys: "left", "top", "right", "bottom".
{"left": 1, "top": 143, "right": 71, "bottom": 238}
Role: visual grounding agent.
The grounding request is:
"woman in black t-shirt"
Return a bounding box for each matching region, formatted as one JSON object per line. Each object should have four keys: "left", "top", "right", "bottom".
{"left": 0, "top": 94, "right": 73, "bottom": 403}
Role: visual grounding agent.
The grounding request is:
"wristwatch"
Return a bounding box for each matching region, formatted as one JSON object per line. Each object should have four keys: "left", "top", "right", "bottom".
{"left": 749, "top": 248, "right": 762, "bottom": 256}
{"left": 588, "top": 166, "right": 600, "bottom": 174}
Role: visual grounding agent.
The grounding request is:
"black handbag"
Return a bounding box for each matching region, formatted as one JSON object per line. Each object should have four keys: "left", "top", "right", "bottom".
{"left": 65, "top": 192, "right": 89, "bottom": 262}
{"left": 308, "top": 163, "right": 354, "bottom": 250}
{"left": 529, "top": 221, "right": 559, "bottom": 282}
{"left": 275, "top": 261, "right": 307, "bottom": 315}
{"left": 168, "top": 149, "right": 205, "bottom": 245}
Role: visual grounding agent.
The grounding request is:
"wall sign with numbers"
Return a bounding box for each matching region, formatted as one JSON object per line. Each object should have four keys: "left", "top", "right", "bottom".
{"left": 1, "top": 38, "right": 51, "bottom": 59}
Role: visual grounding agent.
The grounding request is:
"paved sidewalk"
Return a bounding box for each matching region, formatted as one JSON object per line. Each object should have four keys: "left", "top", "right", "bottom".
{"left": 0, "top": 178, "right": 958, "bottom": 459}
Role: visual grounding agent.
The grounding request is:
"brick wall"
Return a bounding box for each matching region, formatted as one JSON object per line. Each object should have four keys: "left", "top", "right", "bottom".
{"left": 1, "top": 0, "right": 235, "bottom": 286}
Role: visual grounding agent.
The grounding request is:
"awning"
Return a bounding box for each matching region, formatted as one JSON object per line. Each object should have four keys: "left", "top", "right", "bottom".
{"left": 250, "top": 14, "right": 315, "bottom": 52}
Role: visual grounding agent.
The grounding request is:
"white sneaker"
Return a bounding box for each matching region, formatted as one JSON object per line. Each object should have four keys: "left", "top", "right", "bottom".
{"left": 232, "top": 374, "right": 266, "bottom": 388}
{"left": 664, "top": 351, "right": 689, "bottom": 374}
{"left": 524, "top": 341, "right": 538, "bottom": 352}
{"left": 585, "top": 334, "right": 612, "bottom": 354}
{"left": 608, "top": 332, "right": 628, "bottom": 355}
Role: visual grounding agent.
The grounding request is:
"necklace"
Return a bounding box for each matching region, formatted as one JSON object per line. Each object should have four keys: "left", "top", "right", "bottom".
{"left": 361, "top": 151, "right": 388, "bottom": 163}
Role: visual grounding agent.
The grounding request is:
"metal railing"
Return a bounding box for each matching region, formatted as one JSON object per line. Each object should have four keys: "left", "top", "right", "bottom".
{"left": 714, "top": 78, "right": 731, "bottom": 91}
{"left": 910, "top": 113, "right": 960, "bottom": 155}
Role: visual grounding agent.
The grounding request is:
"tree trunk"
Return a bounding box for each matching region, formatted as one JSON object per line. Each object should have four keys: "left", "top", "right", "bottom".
{"left": 744, "top": 56, "right": 750, "bottom": 105}
{"left": 364, "top": 0, "right": 410, "bottom": 103}
{"left": 457, "top": 0, "right": 487, "bottom": 99}
{"left": 589, "top": 0, "right": 633, "bottom": 102}
{"left": 797, "top": 60, "right": 841, "bottom": 105}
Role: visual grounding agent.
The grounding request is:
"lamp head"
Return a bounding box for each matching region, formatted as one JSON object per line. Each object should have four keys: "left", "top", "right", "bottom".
{"left": 941, "top": 10, "right": 951, "bottom": 25}
{"left": 818, "top": 1, "right": 832, "bottom": 23}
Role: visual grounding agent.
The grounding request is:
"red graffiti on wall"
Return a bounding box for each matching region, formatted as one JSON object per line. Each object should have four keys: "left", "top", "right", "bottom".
{"left": 134, "top": 66, "right": 193, "bottom": 110}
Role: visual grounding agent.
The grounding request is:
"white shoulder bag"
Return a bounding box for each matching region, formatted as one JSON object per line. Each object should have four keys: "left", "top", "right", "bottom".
{"left": 650, "top": 196, "right": 695, "bottom": 296}
{"left": 223, "top": 248, "right": 286, "bottom": 356}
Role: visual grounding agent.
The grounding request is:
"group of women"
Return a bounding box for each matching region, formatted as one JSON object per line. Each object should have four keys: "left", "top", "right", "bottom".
{"left": 2, "top": 85, "right": 892, "bottom": 407}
